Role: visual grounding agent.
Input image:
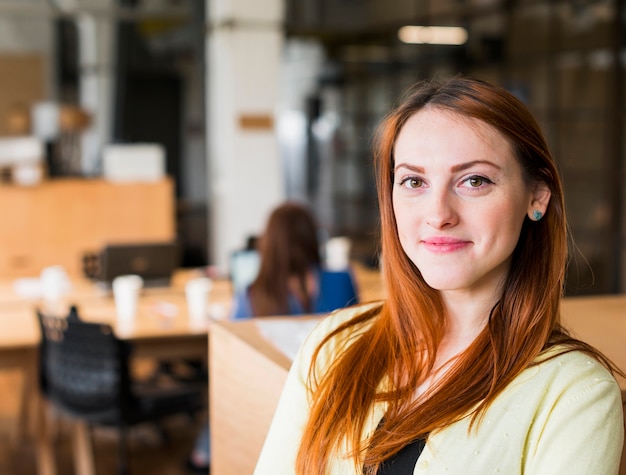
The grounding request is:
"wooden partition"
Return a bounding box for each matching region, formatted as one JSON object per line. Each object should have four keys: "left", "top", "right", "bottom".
{"left": 209, "top": 320, "right": 296, "bottom": 475}
{"left": 0, "top": 178, "right": 175, "bottom": 278}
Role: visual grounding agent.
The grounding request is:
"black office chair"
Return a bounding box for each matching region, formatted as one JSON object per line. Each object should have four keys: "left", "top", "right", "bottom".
{"left": 37, "top": 306, "right": 205, "bottom": 475}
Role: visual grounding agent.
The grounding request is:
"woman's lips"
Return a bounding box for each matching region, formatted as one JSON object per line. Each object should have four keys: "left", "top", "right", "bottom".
{"left": 421, "top": 237, "right": 471, "bottom": 253}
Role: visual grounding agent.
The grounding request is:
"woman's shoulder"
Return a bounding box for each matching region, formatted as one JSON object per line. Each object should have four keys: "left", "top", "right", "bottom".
{"left": 517, "top": 345, "right": 621, "bottom": 397}
{"left": 298, "top": 302, "right": 383, "bottom": 364}
{"left": 313, "top": 301, "right": 382, "bottom": 337}
{"left": 474, "top": 346, "right": 622, "bottom": 437}
{"left": 536, "top": 345, "right": 617, "bottom": 379}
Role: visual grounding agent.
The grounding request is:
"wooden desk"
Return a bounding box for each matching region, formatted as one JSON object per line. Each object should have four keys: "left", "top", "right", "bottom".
{"left": 210, "top": 294, "right": 626, "bottom": 475}
{"left": 0, "top": 273, "right": 233, "bottom": 475}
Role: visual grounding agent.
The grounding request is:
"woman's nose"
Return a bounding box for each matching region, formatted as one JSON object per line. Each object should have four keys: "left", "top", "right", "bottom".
{"left": 425, "top": 189, "right": 459, "bottom": 229}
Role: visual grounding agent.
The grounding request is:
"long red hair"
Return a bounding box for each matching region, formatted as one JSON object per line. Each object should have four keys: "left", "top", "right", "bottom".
{"left": 295, "top": 77, "right": 617, "bottom": 474}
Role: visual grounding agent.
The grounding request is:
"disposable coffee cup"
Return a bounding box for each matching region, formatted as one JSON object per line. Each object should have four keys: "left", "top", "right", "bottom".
{"left": 40, "top": 265, "right": 71, "bottom": 301}
{"left": 186, "top": 277, "right": 213, "bottom": 328}
{"left": 112, "top": 274, "right": 143, "bottom": 332}
{"left": 325, "top": 236, "right": 352, "bottom": 271}
{"left": 39, "top": 265, "right": 72, "bottom": 316}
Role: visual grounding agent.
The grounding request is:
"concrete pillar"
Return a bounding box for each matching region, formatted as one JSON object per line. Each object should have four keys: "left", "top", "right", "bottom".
{"left": 76, "top": 10, "right": 115, "bottom": 176}
{"left": 206, "top": 0, "right": 285, "bottom": 271}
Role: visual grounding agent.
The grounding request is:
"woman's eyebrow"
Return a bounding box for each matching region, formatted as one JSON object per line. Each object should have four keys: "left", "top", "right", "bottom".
{"left": 450, "top": 160, "right": 502, "bottom": 173}
{"left": 394, "top": 160, "right": 501, "bottom": 174}
{"left": 393, "top": 163, "right": 424, "bottom": 174}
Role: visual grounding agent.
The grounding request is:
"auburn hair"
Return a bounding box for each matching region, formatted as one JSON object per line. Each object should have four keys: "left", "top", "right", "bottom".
{"left": 248, "top": 202, "right": 321, "bottom": 316}
{"left": 295, "top": 77, "right": 618, "bottom": 474}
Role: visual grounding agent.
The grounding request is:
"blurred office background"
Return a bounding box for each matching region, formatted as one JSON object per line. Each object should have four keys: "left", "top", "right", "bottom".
{"left": 0, "top": 0, "right": 624, "bottom": 295}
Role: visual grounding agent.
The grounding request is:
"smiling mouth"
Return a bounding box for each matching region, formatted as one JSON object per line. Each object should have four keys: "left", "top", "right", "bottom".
{"left": 422, "top": 238, "right": 471, "bottom": 253}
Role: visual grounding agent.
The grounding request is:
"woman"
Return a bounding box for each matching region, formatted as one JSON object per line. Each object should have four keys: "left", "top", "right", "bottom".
{"left": 254, "top": 77, "right": 624, "bottom": 474}
{"left": 231, "top": 201, "right": 358, "bottom": 318}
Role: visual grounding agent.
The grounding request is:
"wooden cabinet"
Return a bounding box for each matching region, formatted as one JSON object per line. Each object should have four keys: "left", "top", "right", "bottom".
{"left": 0, "top": 178, "right": 175, "bottom": 278}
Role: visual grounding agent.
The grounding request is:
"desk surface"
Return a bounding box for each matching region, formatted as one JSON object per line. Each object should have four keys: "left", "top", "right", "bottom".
{"left": 0, "top": 261, "right": 383, "bottom": 348}
{"left": 0, "top": 270, "right": 235, "bottom": 349}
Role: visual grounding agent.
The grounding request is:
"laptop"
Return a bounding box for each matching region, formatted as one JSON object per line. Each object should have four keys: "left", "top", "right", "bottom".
{"left": 97, "top": 242, "right": 180, "bottom": 289}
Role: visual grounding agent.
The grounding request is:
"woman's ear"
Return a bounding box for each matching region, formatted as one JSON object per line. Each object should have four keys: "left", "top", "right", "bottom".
{"left": 527, "top": 182, "right": 551, "bottom": 221}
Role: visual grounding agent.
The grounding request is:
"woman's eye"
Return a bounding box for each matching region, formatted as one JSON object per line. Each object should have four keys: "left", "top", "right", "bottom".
{"left": 464, "top": 175, "right": 493, "bottom": 188}
{"left": 399, "top": 177, "right": 423, "bottom": 189}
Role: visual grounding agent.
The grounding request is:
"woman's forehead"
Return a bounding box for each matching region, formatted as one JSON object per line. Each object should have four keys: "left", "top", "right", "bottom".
{"left": 393, "top": 108, "right": 513, "bottom": 163}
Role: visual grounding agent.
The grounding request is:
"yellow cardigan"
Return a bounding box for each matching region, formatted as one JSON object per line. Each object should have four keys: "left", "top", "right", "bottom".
{"left": 254, "top": 304, "right": 624, "bottom": 475}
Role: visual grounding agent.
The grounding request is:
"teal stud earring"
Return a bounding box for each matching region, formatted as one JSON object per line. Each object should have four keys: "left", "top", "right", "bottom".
{"left": 532, "top": 210, "right": 543, "bottom": 221}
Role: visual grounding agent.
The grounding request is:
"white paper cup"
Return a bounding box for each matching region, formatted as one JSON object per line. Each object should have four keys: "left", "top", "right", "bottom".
{"left": 112, "top": 274, "right": 143, "bottom": 332}
{"left": 40, "top": 265, "right": 71, "bottom": 302}
{"left": 185, "top": 277, "right": 213, "bottom": 328}
{"left": 325, "top": 237, "right": 352, "bottom": 271}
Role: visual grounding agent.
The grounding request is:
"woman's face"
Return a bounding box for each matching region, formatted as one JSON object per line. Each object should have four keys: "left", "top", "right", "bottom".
{"left": 392, "top": 107, "right": 545, "bottom": 300}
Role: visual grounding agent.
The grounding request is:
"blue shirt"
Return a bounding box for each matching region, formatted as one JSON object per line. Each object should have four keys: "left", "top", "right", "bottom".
{"left": 230, "top": 268, "right": 359, "bottom": 320}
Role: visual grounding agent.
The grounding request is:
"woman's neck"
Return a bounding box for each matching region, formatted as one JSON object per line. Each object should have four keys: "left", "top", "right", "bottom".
{"left": 440, "top": 290, "right": 499, "bottom": 349}
{"left": 413, "top": 291, "right": 497, "bottom": 400}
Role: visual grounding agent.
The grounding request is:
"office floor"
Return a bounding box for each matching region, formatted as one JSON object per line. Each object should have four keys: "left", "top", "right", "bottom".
{"left": 0, "top": 371, "right": 207, "bottom": 475}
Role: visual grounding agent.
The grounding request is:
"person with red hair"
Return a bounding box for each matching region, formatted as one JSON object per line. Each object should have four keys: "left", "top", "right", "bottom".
{"left": 254, "top": 77, "right": 624, "bottom": 474}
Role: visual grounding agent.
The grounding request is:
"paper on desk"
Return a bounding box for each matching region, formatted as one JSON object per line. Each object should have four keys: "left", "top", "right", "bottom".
{"left": 12, "top": 278, "right": 42, "bottom": 299}
{"left": 254, "top": 319, "right": 320, "bottom": 360}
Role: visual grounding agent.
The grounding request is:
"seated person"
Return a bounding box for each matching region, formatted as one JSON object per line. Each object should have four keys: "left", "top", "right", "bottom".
{"left": 230, "top": 202, "right": 358, "bottom": 319}
{"left": 187, "top": 202, "right": 358, "bottom": 473}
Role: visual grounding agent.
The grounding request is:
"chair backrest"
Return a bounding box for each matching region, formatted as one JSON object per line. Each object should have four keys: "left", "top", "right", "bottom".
{"left": 37, "top": 308, "right": 132, "bottom": 422}
{"left": 316, "top": 269, "right": 359, "bottom": 313}
{"left": 37, "top": 305, "right": 80, "bottom": 394}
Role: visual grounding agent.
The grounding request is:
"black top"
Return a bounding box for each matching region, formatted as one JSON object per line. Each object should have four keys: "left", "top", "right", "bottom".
{"left": 376, "top": 437, "right": 426, "bottom": 475}
{"left": 365, "top": 418, "right": 427, "bottom": 475}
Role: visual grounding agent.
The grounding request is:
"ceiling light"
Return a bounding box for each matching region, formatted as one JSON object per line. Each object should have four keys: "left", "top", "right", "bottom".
{"left": 398, "top": 26, "right": 468, "bottom": 45}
